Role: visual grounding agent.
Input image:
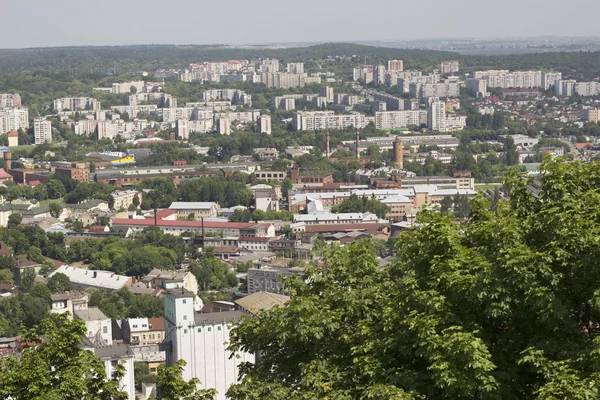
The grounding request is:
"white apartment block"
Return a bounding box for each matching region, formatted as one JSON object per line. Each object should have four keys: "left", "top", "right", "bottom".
{"left": 388, "top": 60, "right": 404, "bottom": 72}
{"left": 217, "top": 118, "right": 230, "bottom": 135}
{"left": 259, "top": 58, "right": 280, "bottom": 73}
{"left": 257, "top": 115, "right": 272, "bottom": 134}
{"left": 187, "top": 119, "right": 214, "bottom": 133}
{"left": 319, "top": 86, "right": 334, "bottom": 102}
{"left": 34, "top": 118, "right": 52, "bottom": 144}
{"left": 375, "top": 110, "right": 428, "bottom": 129}
{"left": 110, "top": 190, "right": 142, "bottom": 210}
{"left": 440, "top": 60, "right": 460, "bottom": 74}
{"left": 292, "top": 111, "right": 374, "bottom": 131}
{"left": 53, "top": 97, "right": 101, "bottom": 113}
{"left": 575, "top": 82, "right": 599, "bottom": 97}
{"left": 412, "top": 82, "right": 460, "bottom": 98}
{"left": 164, "top": 290, "right": 255, "bottom": 400}
{"left": 215, "top": 110, "right": 260, "bottom": 123}
{"left": 474, "top": 70, "right": 542, "bottom": 89}
{"left": 352, "top": 66, "right": 374, "bottom": 83}
{"left": 112, "top": 81, "right": 145, "bottom": 95}
{"left": 0, "top": 107, "right": 29, "bottom": 134}
{"left": 541, "top": 72, "right": 562, "bottom": 90}
{"left": 428, "top": 99, "right": 466, "bottom": 132}
{"left": 0, "top": 93, "right": 21, "bottom": 108}
{"left": 201, "top": 89, "right": 251, "bottom": 106}
{"left": 274, "top": 96, "right": 299, "bottom": 110}
{"left": 466, "top": 78, "right": 488, "bottom": 97}
{"left": 72, "top": 119, "right": 98, "bottom": 136}
{"left": 555, "top": 80, "right": 577, "bottom": 96}
{"left": 287, "top": 62, "right": 304, "bottom": 74}
{"left": 176, "top": 119, "right": 189, "bottom": 140}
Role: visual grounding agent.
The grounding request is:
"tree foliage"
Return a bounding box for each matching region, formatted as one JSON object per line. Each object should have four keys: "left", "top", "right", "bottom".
{"left": 0, "top": 314, "right": 128, "bottom": 400}
{"left": 228, "top": 159, "right": 600, "bottom": 399}
{"left": 156, "top": 359, "right": 216, "bottom": 400}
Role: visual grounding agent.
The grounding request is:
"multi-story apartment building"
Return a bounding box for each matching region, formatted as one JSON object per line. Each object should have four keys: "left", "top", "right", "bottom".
{"left": 388, "top": 60, "right": 404, "bottom": 72}
{"left": 474, "top": 70, "right": 542, "bottom": 89}
{"left": 286, "top": 62, "right": 304, "bottom": 74}
{"left": 292, "top": 111, "right": 374, "bottom": 131}
{"left": 466, "top": 78, "right": 488, "bottom": 97}
{"left": 0, "top": 93, "right": 21, "bottom": 108}
{"left": 0, "top": 108, "right": 29, "bottom": 134}
{"left": 555, "top": 80, "right": 577, "bottom": 96}
{"left": 428, "top": 99, "right": 466, "bottom": 132}
{"left": 53, "top": 97, "right": 101, "bottom": 113}
{"left": 34, "top": 118, "right": 52, "bottom": 144}
{"left": 582, "top": 108, "right": 600, "bottom": 123}
{"left": 575, "top": 82, "right": 599, "bottom": 97}
{"left": 247, "top": 265, "right": 304, "bottom": 294}
{"left": 112, "top": 81, "right": 145, "bottom": 95}
{"left": 375, "top": 110, "right": 428, "bottom": 129}
{"left": 257, "top": 115, "right": 271, "bottom": 134}
{"left": 110, "top": 190, "right": 142, "bottom": 210}
{"left": 541, "top": 72, "right": 562, "bottom": 90}
{"left": 440, "top": 60, "right": 460, "bottom": 74}
{"left": 411, "top": 82, "right": 460, "bottom": 98}
{"left": 319, "top": 86, "right": 334, "bottom": 102}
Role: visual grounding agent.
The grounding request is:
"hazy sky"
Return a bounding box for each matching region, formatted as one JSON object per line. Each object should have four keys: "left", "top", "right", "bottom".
{"left": 3, "top": 0, "right": 600, "bottom": 49}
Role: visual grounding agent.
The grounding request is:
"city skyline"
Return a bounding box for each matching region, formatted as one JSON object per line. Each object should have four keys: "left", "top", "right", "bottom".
{"left": 2, "top": 0, "right": 600, "bottom": 49}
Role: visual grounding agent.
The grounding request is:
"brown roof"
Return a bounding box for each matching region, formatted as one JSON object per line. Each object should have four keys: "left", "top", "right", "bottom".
{"left": 148, "top": 317, "right": 165, "bottom": 332}
{"left": 0, "top": 243, "right": 12, "bottom": 256}
{"left": 16, "top": 259, "right": 41, "bottom": 269}
{"left": 235, "top": 292, "right": 290, "bottom": 315}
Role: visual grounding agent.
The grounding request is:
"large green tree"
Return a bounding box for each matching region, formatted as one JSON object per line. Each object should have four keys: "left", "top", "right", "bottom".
{"left": 156, "top": 359, "right": 216, "bottom": 400}
{"left": 228, "top": 159, "right": 600, "bottom": 399}
{"left": 0, "top": 314, "right": 127, "bottom": 399}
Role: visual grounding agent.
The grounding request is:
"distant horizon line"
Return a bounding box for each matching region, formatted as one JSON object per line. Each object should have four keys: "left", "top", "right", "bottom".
{"left": 2, "top": 35, "right": 600, "bottom": 51}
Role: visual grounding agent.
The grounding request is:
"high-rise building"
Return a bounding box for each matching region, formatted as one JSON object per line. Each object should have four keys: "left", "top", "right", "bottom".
{"left": 287, "top": 62, "right": 304, "bottom": 74}
{"left": 541, "top": 72, "right": 562, "bottom": 91}
{"left": 474, "top": 70, "right": 542, "bottom": 89}
{"left": 53, "top": 97, "right": 101, "bottom": 113}
{"left": 555, "top": 80, "right": 577, "bottom": 96}
{"left": 466, "top": 78, "right": 488, "bottom": 98}
{"left": 292, "top": 111, "right": 374, "bottom": 131}
{"left": 387, "top": 60, "right": 404, "bottom": 72}
{"left": 375, "top": 110, "right": 428, "bottom": 129}
{"left": 374, "top": 65, "right": 386, "bottom": 86}
{"left": 34, "top": 118, "right": 52, "bottom": 145}
{"left": 581, "top": 108, "right": 600, "bottom": 123}
{"left": 257, "top": 115, "right": 271, "bottom": 134}
{"left": 319, "top": 86, "right": 334, "bottom": 102}
{"left": 0, "top": 93, "right": 21, "bottom": 108}
{"left": 176, "top": 119, "right": 189, "bottom": 140}
{"left": 217, "top": 118, "right": 230, "bottom": 135}
{"left": 440, "top": 60, "right": 460, "bottom": 74}
{"left": 428, "top": 98, "right": 466, "bottom": 132}
{"left": 0, "top": 107, "right": 29, "bottom": 133}
{"left": 164, "top": 290, "right": 255, "bottom": 400}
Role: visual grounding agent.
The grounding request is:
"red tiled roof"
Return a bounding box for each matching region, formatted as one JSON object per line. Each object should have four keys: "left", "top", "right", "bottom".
{"left": 112, "top": 218, "right": 251, "bottom": 229}
{"left": 157, "top": 209, "right": 177, "bottom": 218}
{"left": 88, "top": 225, "right": 108, "bottom": 232}
{"left": 0, "top": 169, "right": 12, "bottom": 179}
{"left": 28, "top": 180, "right": 41, "bottom": 187}
{"left": 7, "top": 131, "right": 18, "bottom": 137}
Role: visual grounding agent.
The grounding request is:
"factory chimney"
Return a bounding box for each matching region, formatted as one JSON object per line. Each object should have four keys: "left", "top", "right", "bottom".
{"left": 393, "top": 137, "right": 403, "bottom": 169}
{"left": 3, "top": 151, "right": 11, "bottom": 172}
{"left": 326, "top": 132, "right": 330, "bottom": 158}
{"left": 355, "top": 131, "right": 360, "bottom": 160}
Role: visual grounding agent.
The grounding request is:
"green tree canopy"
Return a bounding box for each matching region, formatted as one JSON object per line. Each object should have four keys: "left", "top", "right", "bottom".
{"left": 47, "top": 272, "right": 72, "bottom": 293}
{"left": 0, "top": 314, "right": 127, "bottom": 399}
{"left": 228, "top": 159, "right": 600, "bottom": 399}
{"left": 156, "top": 359, "right": 216, "bottom": 400}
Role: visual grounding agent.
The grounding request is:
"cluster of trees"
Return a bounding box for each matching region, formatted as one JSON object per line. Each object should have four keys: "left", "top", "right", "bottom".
{"left": 0, "top": 313, "right": 214, "bottom": 399}
{"left": 227, "top": 159, "right": 600, "bottom": 399}
{"left": 87, "top": 287, "right": 164, "bottom": 320}
{"left": 0, "top": 225, "right": 193, "bottom": 276}
{"left": 331, "top": 193, "right": 389, "bottom": 219}
{"left": 189, "top": 250, "right": 239, "bottom": 291}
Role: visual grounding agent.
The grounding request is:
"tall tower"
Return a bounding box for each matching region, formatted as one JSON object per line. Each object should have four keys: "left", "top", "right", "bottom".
{"left": 393, "top": 137, "right": 403, "bottom": 169}
{"left": 164, "top": 289, "right": 196, "bottom": 382}
{"left": 355, "top": 131, "right": 360, "bottom": 160}
{"left": 326, "top": 132, "right": 330, "bottom": 158}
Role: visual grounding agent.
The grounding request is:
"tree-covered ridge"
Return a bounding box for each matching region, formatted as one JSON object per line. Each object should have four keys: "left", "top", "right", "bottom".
{"left": 228, "top": 158, "right": 600, "bottom": 399}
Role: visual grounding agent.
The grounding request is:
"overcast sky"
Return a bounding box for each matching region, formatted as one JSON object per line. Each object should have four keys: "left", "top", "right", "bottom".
{"left": 3, "top": 0, "right": 600, "bottom": 49}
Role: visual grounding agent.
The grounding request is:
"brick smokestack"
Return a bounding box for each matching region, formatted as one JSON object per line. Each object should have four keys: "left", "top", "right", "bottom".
{"left": 4, "top": 151, "right": 11, "bottom": 171}
{"left": 393, "top": 137, "right": 403, "bottom": 169}
{"left": 326, "top": 132, "right": 330, "bottom": 158}
{"left": 355, "top": 131, "right": 360, "bottom": 160}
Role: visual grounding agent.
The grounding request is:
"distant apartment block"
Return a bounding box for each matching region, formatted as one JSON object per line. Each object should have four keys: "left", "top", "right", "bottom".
{"left": 387, "top": 60, "right": 404, "bottom": 72}
{"left": 292, "top": 111, "right": 374, "bottom": 131}
{"left": 53, "top": 97, "right": 101, "bottom": 113}
{"left": 0, "top": 107, "right": 29, "bottom": 134}
{"left": 217, "top": 118, "right": 231, "bottom": 135}
{"left": 411, "top": 82, "right": 460, "bottom": 98}
{"left": 541, "top": 72, "right": 562, "bottom": 90}
{"left": 428, "top": 98, "right": 466, "bottom": 132}
{"left": 582, "top": 108, "right": 600, "bottom": 123}
{"left": 112, "top": 81, "right": 145, "bottom": 95}
{"left": 0, "top": 93, "right": 21, "bottom": 108}
{"left": 440, "top": 60, "right": 460, "bottom": 74}
{"left": 375, "top": 110, "right": 428, "bottom": 129}
{"left": 287, "top": 63, "right": 304, "bottom": 74}
{"left": 466, "top": 78, "right": 488, "bottom": 97}
{"left": 474, "top": 70, "right": 542, "bottom": 89}
{"left": 257, "top": 115, "right": 272, "bottom": 134}
{"left": 34, "top": 118, "right": 52, "bottom": 145}
{"left": 319, "top": 86, "right": 334, "bottom": 102}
